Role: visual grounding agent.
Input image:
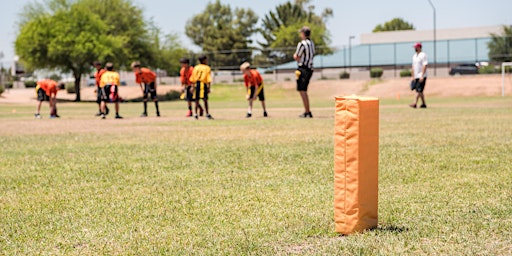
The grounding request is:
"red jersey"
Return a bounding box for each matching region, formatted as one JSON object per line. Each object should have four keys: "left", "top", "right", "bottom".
{"left": 243, "top": 69, "right": 263, "bottom": 87}
{"left": 180, "top": 66, "right": 194, "bottom": 85}
{"left": 37, "top": 79, "right": 58, "bottom": 96}
{"left": 135, "top": 67, "right": 156, "bottom": 84}
{"left": 95, "top": 69, "right": 106, "bottom": 87}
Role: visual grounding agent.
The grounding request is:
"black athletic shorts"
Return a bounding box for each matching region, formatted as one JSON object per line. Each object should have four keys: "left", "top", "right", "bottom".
{"left": 248, "top": 85, "right": 265, "bottom": 101}
{"left": 186, "top": 85, "right": 194, "bottom": 102}
{"left": 96, "top": 86, "right": 101, "bottom": 104}
{"left": 296, "top": 66, "right": 313, "bottom": 91}
{"left": 99, "top": 85, "right": 111, "bottom": 102}
{"left": 37, "top": 88, "right": 49, "bottom": 102}
{"left": 194, "top": 81, "right": 208, "bottom": 100}
{"left": 143, "top": 82, "right": 157, "bottom": 100}
{"left": 413, "top": 78, "right": 427, "bottom": 93}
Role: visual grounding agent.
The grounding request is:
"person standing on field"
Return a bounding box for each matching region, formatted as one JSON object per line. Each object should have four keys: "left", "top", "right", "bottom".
{"left": 99, "top": 62, "right": 123, "bottom": 119}
{"left": 180, "top": 57, "right": 204, "bottom": 117}
{"left": 34, "top": 79, "right": 64, "bottom": 119}
{"left": 293, "top": 26, "right": 315, "bottom": 118}
{"left": 131, "top": 61, "right": 160, "bottom": 117}
{"left": 410, "top": 42, "right": 428, "bottom": 108}
{"left": 240, "top": 62, "right": 268, "bottom": 118}
{"left": 189, "top": 55, "right": 214, "bottom": 120}
{"left": 92, "top": 61, "right": 108, "bottom": 116}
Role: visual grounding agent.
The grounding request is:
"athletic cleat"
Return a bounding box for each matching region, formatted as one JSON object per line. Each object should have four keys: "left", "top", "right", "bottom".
{"left": 420, "top": 104, "right": 427, "bottom": 108}
{"left": 35, "top": 113, "right": 41, "bottom": 119}
{"left": 140, "top": 113, "right": 148, "bottom": 117}
{"left": 50, "top": 115, "right": 57, "bottom": 119}
{"left": 95, "top": 112, "right": 102, "bottom": 116}
{"left": 194, "top": 114, "right": 198, "bottom": 120}
{"left": 409, "top": 104, "right": 417, "bottom": 108}
{"left": 246, "top": 113, "right": 252, "bottom": 118}
{"left": 101, "top": 114, "right": 106, "bottom": 119}
{"left": 299, "top": 112, "right": 313, "bottom": 118}
{"left": 54, "top": 114, "right": 60, "bottom": 118}
{"left": 156, "top": 112, "right": 160, "bottom": 117}
{"left": 206, "top": 114, "right": 214, "bottom": 120}
{"left": 186, "top": 110, "right": 193, "bottom": 117}
{"left": 307, "top": 112, "right": 313, "bottom": 118}
{"left": 199, "top": 108, "right": 204, "bottom": 117}
{"left": 115, "top": 114, "right": 123, "bottom": 119}
{"left": 263, "top": 111, "right": 268, "bottom": 117}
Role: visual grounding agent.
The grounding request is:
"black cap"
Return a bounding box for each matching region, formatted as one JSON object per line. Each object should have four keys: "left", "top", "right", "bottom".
{"left": 300, "top": 26, "right": 311, "bottom": 37}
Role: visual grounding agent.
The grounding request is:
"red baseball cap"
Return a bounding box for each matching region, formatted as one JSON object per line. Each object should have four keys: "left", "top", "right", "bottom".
{"left": 413, "top": 42, "right": 422, "bottom": 48}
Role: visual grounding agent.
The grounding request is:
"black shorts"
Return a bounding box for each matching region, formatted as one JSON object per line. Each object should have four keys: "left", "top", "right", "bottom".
{"left": 99, "top": 85, "right": 110, "bottom": 102}
{"left": 296, "top": 67, "right": 313, "bottom": 91}
{"left": 248, "top": 85, "right": 265, "bottom": 101}
{"left": 186, "top": 86, "right": 194, "bottom": 102}
{"left": 413, "top": 78, "right": 427, "bottom": 93}
{"left": 194, "top": 82, "right": 208, "bottom": 100}
{"left": 143, "top": 82, "right": 157, "bottom": 100}
{"left": 37, "top": 88, "right": 49, "bottom": 102}
{"left": 96, "top": 86, "right": 101, "bottom": 104}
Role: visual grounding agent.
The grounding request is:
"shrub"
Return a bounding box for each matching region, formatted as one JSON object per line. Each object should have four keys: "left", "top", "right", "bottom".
{"left": 339, "top": 71, "right": 350, "bottom": 79}
{"left": 370, "top": 68, "right": 384, "bottom": 78}
{"left": 0, "top": 85, "right": 4, "bottom": 96}
{"left": 66, "top": 83, "right": 76, "bottom": 94}
{"left": 400, "top": 69, "right": 412, "bottom": 77}
{"left": 4, "top": 82, "right": 13, "bottom": 89}
{"left": 162, "top": 90, "right": 181, "bottom": 101}
{"left": 284, "top": 77, "right": 291, "bottom": 81}
{"left": 24, "top": 80, "right": 37, "bottom": 88}
{"left": 478, "top": 65, "right": 498, "bottom": 74}
{"left": 233, "top": 78, "right": 244, "bottom": 83}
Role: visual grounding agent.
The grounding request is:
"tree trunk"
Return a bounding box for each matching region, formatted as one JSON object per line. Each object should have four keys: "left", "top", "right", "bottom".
{"left": 74, "top": 73, "right": 81, "bottom": 102}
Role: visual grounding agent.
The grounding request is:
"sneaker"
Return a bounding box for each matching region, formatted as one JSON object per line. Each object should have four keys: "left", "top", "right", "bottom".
{"left": 263, "top": 111, "right": 268, "bottom": 117}
{"left": 199, "top": 108, "right": 204, "bottom": 117}
{"left": 95, "top": 112, "right": 102, "bottom": 117}
{"left": 246, "top": 113, "right": 252, "bottom": 118}
{"left": 101, "top": 114, "right": 106, "bottom": 119}
{"left": 115, "top": 114, "right": 123, "bottom": 119}
{"left": 299, "top": 112, "right": 313, "bottom": 118}
{"left": 34, "top": 113, "right": 41, "bottom": 119}
{"left": 105, "top": 106, "right": 110, "bottom": 115}
{"left": 194, "top": 114, "right": 198, "bottom": 120}
{"left": 206, "top": 114, "right": 214, "bottom": 120}
{"left": 409, "top": 104, "right": 417, "bottom": 108}
{"left": 157, "top": 112, "right": 160, "bottom": 117}
{"left": 140, "top": 113, "right": 148, "bottom": 117}
{"left": 54, "top": 114, "right": 60, "bottom": 118}
{"left": 50, "top": 115, "right": 57, "bottom": 119}
{"left": 307, "top": 112, "right": 313, "bottom": 118}
{"left": 186, "top": 110, "right": 193, "bottom": 117}
{"left": 420, "top": 104, "right": 427, "bottom": 108}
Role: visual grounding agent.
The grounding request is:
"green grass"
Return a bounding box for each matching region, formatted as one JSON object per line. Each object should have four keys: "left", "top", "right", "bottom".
{"left": 0, "top": 85, "right": 511, "bottom": 255}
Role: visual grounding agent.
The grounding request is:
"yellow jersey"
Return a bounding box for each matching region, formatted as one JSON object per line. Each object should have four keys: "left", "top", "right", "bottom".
{"left": 190, "top": 64, "right": 212, "bottom": 84}
{"left": 99, "top": 71, "right": 120, "bottom": 88}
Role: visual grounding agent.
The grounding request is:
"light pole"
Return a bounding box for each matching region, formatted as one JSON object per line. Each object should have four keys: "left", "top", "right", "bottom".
{"left": 428, "top": 0, "right": 436, "bottom": 76}
{"left": 349, "top": 36, "right": 355, "bottom": 72}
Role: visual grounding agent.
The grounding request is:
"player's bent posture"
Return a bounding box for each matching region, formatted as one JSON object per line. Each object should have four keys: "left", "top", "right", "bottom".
{"left": 180, "top": 57, "right": 204, "bottom": 117}
{"left": 131, "top": 62, "right": 160, "bottom": 117}
{"left": 92, "top": 61, "right": 108, "bottom": 116}
{"left": 189, "top": 55, "right": 213, "bottom": 120}
{"left": 240, "top": 62, "right": 268, "bottom": 118}
{"left": 99, "top": 62, "right": 123, "bottom": 119}
{"left": 35, "top": 79, "right": 64, "bottom": 119}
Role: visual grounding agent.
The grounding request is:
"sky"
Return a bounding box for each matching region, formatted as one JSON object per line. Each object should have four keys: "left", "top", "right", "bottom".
{"left": 1, "top": 0, "right": 512, "bottom": 67}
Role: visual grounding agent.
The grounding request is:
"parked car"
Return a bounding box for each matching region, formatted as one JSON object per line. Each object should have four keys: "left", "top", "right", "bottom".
{"left": 87, "top": 76, "right": 96, "bottom": 86}
{"left": 449, "top": 64, "right": 479, "bottom": 75}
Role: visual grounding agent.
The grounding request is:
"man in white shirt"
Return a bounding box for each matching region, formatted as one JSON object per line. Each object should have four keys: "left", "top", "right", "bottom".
{"left": 410, "top": 42, "right": 428, "bottom": 108}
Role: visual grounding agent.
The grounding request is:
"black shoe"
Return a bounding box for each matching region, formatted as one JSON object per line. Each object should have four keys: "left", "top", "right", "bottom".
{"left": 246, "top": 113, "right": 252, "bottom": 118}
{"left": 420, "top": 104, "right": 427, "bottom": 108}
{"left": 35, "top": 113, "right": 41, "bottom": 119}
{"left": 95, "top": 112, "right": 102, "bottom": 117}
{"left": 299, "top": 112, "right": 313, "bottom": 118}
{"left": 101, "top": 114, "right": 106, "bottom": 119}
{"left": 194, "top": 114, "right": 198, "bottom": 120}
{"left": 206, "top": 114, "right": 214, "bottom": 120}
{"left": 115, "top": 114, "right": 123, "bottom": 119}
{"left": 156, "top": 112, "right": 160, "bottom": 117}
{"left": 263, "top": 111, "right": 268, "bottom": 117}
{"left": 140, "top": 113, "right": 148, "bottom": 117}
{"left": 105, "top": 107, "right": 110, "bottom": 115}
{"left": 307, "top": 112, "right": 313, "bottom": 118}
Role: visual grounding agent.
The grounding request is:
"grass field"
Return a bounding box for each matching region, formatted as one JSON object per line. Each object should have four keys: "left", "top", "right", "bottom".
{"left": 1, "top": 84, "right": 511, "bottom": 255}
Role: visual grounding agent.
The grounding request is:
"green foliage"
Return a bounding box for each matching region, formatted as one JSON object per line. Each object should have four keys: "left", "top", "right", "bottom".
{"left": 370, "top": 67, "right": 384, "bottom": 78}
{"left": 66, "top": 83, "right": 76, "bottom": 94}
{"left": 23, "top": 80, "right": 37, "bottom": 88}
{"left": 0, "top": 85, "right": 4, "bottom": 96}
{"left": 488, "top": 26, "right": 512, "bottom": 62}
{"left": 400, "top": 69, "right": 412, "bottom": 77}
{"left": 157, "top": 33, "right": 189, "bottom": 76}
{"left": 339, "top": 71, "right": 350, "bottom": 79}
{"left": 373, "top": 18, "right": 415, "bottom": 32}
{"left": 162, "top": 90, "right": 181, "bottom": 101}
{"left": 4, "top": 82, "right": 13, "bottom": 89}
{"left": 478, "top": 65, "right": 498, "bottom": 74}
{"left": 185, "top": 0, "right": 258, "bottom": 68}
{"left": 49, "top": 74, "right": 61, "bottom": 81}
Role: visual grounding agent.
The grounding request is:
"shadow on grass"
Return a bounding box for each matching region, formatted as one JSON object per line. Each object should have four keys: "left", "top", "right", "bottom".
{"left": 375, "top": 223, "right": 409, "bottom": 233}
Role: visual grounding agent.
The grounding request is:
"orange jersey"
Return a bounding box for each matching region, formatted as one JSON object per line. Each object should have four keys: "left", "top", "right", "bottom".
{"left": 135, "top": 67, "right": 156, "bottom": 84}
{"left": 243, "top": 69, "right": 263, "bottom": 87}
{"left": 37, "top": 79, "right": 58, "bottom": 96}
{"left": 95, "top": 69, "right": 106, "bottom": 87}
{"left": 180, "top": 66, "right": 194, "bottom": 85}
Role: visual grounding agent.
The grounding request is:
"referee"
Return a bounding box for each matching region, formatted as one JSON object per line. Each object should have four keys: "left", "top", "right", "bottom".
{"left": 293, "top": 26, "right": 315, "bottom": 118}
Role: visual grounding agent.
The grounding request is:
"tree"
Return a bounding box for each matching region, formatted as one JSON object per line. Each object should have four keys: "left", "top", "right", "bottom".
{"left": 488, "top": 25, "right": 512, "bottom": 63}
{"left": 158, "top": 33, "right": 190, "bottom": 76}
{"left": 185, "top": 0, "right": 258, "bottom": 69}
{"left": 258, "top": 0, "right": 333, "bottom": 66}
{"left": 373, "top": 18, "right": 415, "bottom": 32}
{"left": 15, "top": 0, "right": 159, "bottom": 101}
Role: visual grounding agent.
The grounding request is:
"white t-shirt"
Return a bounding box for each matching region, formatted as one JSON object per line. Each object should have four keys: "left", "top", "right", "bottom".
{"left": 412, "top": 52, "right": 428, "bottom": 78}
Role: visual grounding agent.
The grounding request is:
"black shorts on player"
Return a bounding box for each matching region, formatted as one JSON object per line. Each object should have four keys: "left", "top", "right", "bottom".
{"left": 248, "top": 85, "right": 265, "bottom": 101}
{"left": 296, "top": 66, "right": 313, "bottom": 92}
{"left": 143, "top": 82, "right": 157, "bottom": 100}
{"left": 99, "top": 85, "right": 111, "bottom": 102}
{"left": 37, "top": 88, "right": 50, "bottom": 102}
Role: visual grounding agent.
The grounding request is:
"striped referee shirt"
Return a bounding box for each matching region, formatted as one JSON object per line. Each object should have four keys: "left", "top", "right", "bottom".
{"left": 295, "top": 38, "right": 315, "bottom": 69}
